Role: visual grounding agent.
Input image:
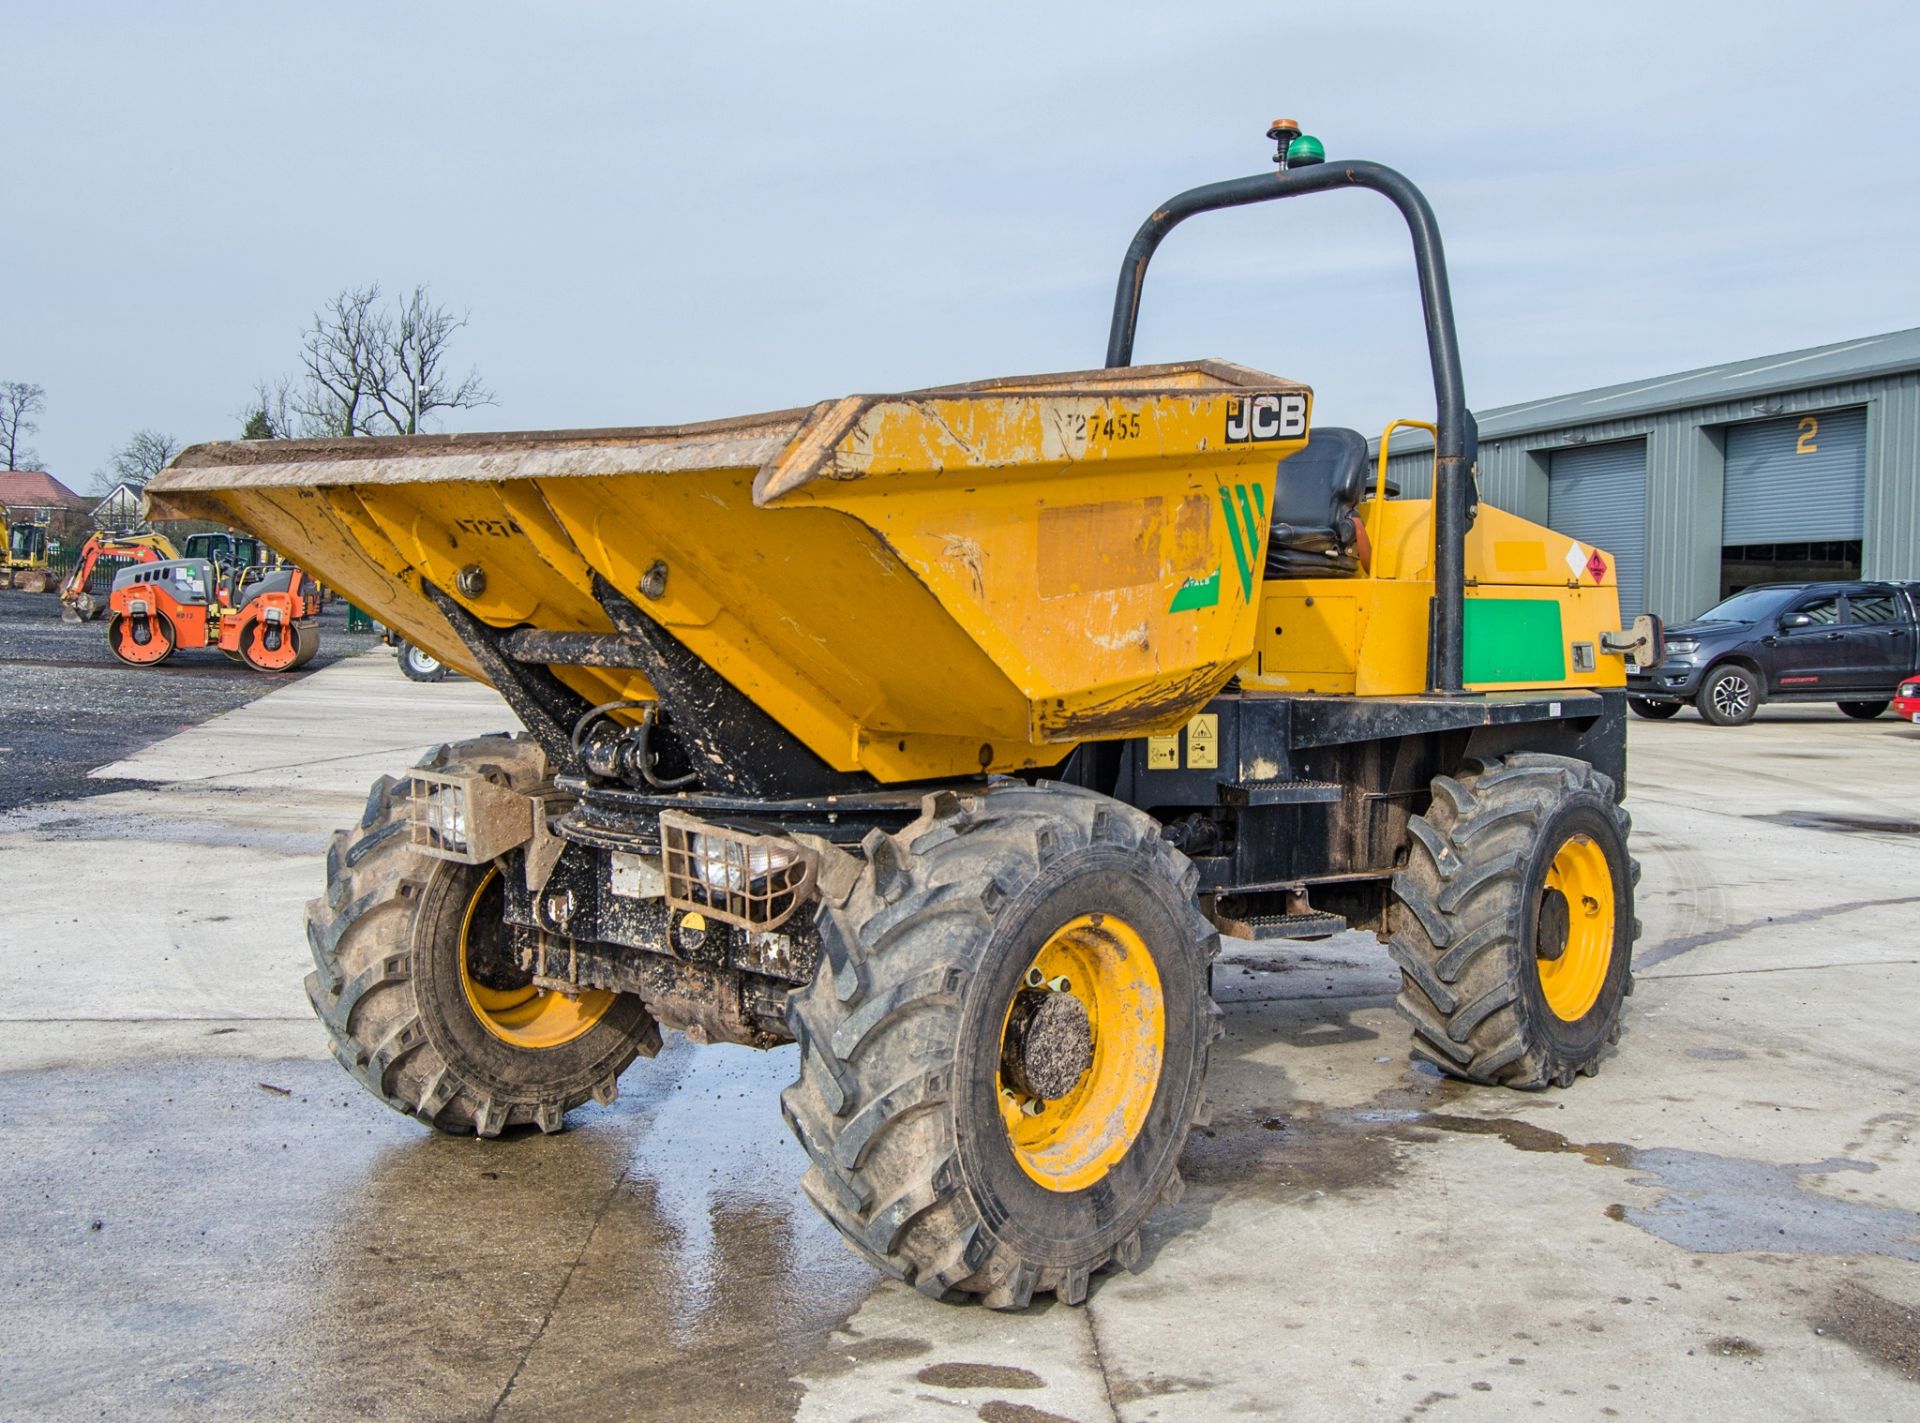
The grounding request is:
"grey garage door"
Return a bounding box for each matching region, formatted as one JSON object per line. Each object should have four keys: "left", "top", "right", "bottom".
{"left": 1722, "top": 407, "right": 1866, "bottom": 543}
{"left": 1548, "top": 438, "right": 1647, "bottom": 620}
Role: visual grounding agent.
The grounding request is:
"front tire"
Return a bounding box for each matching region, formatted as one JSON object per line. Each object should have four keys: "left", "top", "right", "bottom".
{"left": 306, "top": 734, "right": 660, "bottom": 1136}
{"left": 1391, "top": 754, "right": 1638, "bottom": 1089}
{"left": 781, "top": 784, "right": 1218, "bottom": 1308}
{"left": 1628, "top": 697, "right": 1681, "bottom": 721}
{"left": 1837, "top": 700, "right": 1889, "bottom": 720}
{"left": 1696, "top": 664, "right": 1760, "bottom": 726}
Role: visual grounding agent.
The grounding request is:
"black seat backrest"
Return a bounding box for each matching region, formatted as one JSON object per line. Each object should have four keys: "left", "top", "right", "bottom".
{"left": 1265, "top": 426, "right": 1370, "bottom": 578}
{"left": 236, "top": 567, "right": 295, "bottom": 608}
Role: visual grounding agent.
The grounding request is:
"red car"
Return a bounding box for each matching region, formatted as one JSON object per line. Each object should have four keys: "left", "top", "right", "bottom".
{"left": 1896, "top": 673, "right": 1920, "bottom": 724}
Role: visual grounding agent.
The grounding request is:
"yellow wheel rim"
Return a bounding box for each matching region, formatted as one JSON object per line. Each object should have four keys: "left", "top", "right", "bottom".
{"left": 1537, "top": 834, "right": 1615, "bottom": 1022}
{"left": 999, "top": 913, "right": 1164, "bottom": 1194}
{"left": 457, "top": 869, "right": 616, "bottom": 1049}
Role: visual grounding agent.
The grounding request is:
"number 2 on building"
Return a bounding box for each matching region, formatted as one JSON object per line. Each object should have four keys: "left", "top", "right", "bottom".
{"left": 1796, "top": 415, "right": 1819, "bottom": 455}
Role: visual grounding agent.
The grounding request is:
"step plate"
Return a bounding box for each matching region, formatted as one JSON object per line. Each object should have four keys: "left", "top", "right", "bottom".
{"left": 1243, "top": 911, "right": 1349, "bottom": 941}
{"left": 1218, "top": 778, "right": 1344, "bottom": 807}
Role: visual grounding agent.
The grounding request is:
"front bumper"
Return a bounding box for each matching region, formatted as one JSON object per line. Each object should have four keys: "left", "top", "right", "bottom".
{"left": 1627, "top": 660, "right": 1706, "bottom": 701}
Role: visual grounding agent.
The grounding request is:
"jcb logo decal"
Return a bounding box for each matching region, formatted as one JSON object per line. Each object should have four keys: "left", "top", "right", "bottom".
{"left": 1224, "top": 393, "right": 1307, "bottom": 444}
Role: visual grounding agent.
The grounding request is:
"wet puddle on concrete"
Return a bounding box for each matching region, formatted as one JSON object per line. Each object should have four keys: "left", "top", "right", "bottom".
{"left": 0, "top": 1038, "right": 875, "bottom": 1422}
{"left": 1749, "top": 809, "right": 1920, "bottom": 836}
{"left": 1196, "top": 1091, "right": 1920, "bottom": 1264}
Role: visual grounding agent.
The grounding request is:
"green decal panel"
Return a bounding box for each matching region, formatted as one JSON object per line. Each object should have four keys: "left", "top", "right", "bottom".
{"left": 1169, "top": 567, "right": 1221, "bottom": 612}
{"left": 1464, "top": 598, "right": 1567, "bottom": 684}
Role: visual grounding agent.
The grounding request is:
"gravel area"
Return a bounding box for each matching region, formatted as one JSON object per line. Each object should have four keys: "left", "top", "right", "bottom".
{"left": 0, "top": 587, "right": 384, "bottom": 811}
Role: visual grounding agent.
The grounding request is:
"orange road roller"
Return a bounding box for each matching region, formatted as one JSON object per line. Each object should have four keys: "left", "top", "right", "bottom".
{"left": 106, "top": 558, "right": 321, "bottom": 672}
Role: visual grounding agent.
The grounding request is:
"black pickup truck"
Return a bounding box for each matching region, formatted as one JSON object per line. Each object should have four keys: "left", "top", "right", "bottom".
{"left": 1627, "top": 580, "right": 1920, "bottom": 726}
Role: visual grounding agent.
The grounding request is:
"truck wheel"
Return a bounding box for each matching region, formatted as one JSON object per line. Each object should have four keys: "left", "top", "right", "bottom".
{"left": 781, "top": 784, "right": 1218, "bottom": 1309}
{"left": 306, "top": 734, "right": 660, "bottom": 1136}
{"left": 398, "top": 641, "right": 448, "bottom": 682}
{"left": 1696, "top": 664, "right": 1759, "bottom": 726}
{"left": 1837, "top": 701, "right": 1889, "bottom": 720}
{"left": 1391, "top": 754, "right": 1638, "bottom": 1090}
{"left": 1627, "top": 697, "right": 1680, "bottom": 720}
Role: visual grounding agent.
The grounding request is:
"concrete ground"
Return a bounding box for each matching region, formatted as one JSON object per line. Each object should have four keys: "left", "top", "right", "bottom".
{"left": 2, "top": 661, "right": 1917, "bottom": 1422}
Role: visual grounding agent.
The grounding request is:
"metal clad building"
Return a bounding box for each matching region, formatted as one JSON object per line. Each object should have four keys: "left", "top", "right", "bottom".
{"left": 1376, "top": 328, "right": 1920, "bottom": 621}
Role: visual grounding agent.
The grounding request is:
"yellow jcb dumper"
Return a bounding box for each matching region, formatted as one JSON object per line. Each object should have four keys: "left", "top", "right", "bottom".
{"left": 147, "top": 125, "right": 1661, "bottom": 1309}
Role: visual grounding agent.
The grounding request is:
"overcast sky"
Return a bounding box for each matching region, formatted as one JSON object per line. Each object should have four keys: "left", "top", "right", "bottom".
{"left": 8, "top": 2, "right": 1920, "bottom": 485}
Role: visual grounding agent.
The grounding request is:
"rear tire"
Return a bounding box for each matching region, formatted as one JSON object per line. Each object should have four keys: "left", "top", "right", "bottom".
{"left": 781, "top": 783, "right": 1218, "bottom": 1308}
{"left": 1628, "top": 697, "right": 1681, "bottom": 720}
{"left": 1837, "top": 700, "right": 1889, "bottom": 720}
{"left": 398, "top": 641, "right": 448, "bottom": 682}
{"left": 306, "top": 734, "right": 660, "bottom": 1136}
{"left": 1696, "top": 664, "right": 1760, "bottom": 726}
{"left": 1391, "top": 754, "right": 1638, "bottom": 1090}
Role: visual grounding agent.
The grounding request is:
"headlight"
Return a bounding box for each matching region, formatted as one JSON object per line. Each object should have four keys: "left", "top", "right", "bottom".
{"left": 1902, "top": 681, "right": 1920, "bottom": 698}
{"left": 688, "top": 833, "right": 801, "bottom": 893}
{"left": 1664, "top": 639, "right": 1698, "bottom": 659}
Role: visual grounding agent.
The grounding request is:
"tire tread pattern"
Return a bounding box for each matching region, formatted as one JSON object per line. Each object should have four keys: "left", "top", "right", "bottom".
{"left": 304, "top": 734, "right": 659, "bottom": 1136}
{"left": 1390, "top": 754, "right": 1638, "bottom": 1089}
{"left": 780, "top": 784, "right": 1218, "bottom": 1308}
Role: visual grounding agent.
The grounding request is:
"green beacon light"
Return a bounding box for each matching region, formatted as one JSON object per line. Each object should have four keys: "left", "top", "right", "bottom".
{"left": 1286, "top": 133, "right": 1325, "bottom": 168}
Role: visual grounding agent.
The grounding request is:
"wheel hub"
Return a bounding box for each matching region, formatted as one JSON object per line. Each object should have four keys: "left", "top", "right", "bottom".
{"left": 1000, "top": 986, "right": 1094, "bottom": 1102}
{"left": 1535, "top": 886, "right": 1570, "bottom": 962}
{"left": 458, "top": 867, "right": 616, "bottom": 1049}
{"left": 1535, "top": 833, "right": 1615, "bottom": 1022}
{"left": 997, "top": 912, "right": 1166, "bottom": 1194}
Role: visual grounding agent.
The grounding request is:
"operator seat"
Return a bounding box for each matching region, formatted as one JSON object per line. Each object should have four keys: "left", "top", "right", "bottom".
{"left": 236, "top": 567, "right": 295, "bottom": 609}
{"left": 1265, "top": 426, "right": 1371, "bottom": 578}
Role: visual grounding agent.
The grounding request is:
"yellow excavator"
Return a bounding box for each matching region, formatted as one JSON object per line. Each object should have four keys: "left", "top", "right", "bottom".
{"left": 1, "top": 512, "right": 54, "bottom": 592}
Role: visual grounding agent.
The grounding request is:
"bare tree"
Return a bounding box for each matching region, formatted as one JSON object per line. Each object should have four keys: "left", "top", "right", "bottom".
{"left": 293, "top": 285, "right": 386, "bottom": 437}
{"left": 370, "top": 286, "right": 494, "bottom": 435}
{"left": 1, "top": 381, "right": 47, "bottom": 470}
{"left": 256, "top": 284, "right": 494, "bottom": 442}
{"left": 93, "top": 429, "right": 182, "bottom": 492}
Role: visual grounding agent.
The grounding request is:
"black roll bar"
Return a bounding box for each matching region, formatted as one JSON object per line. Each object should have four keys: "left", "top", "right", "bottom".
{"left": 1104, "top": 159, "right": 1479, "bottom": 695}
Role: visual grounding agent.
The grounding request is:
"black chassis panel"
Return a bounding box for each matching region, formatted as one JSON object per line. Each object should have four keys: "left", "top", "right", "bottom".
{"left": 510, "top": 687, "right": 1625, "bottom": 1003}
{"left": 1060, "top": 687, "right": 1627, "bottom": 929}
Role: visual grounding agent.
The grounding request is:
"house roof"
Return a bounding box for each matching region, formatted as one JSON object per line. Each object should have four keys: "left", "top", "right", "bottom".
{"left": 0, "top": 469, "right": 89, "bottom": 511}
{"left": 1377, "top": 325, "right": 1920, "bottom": 455}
